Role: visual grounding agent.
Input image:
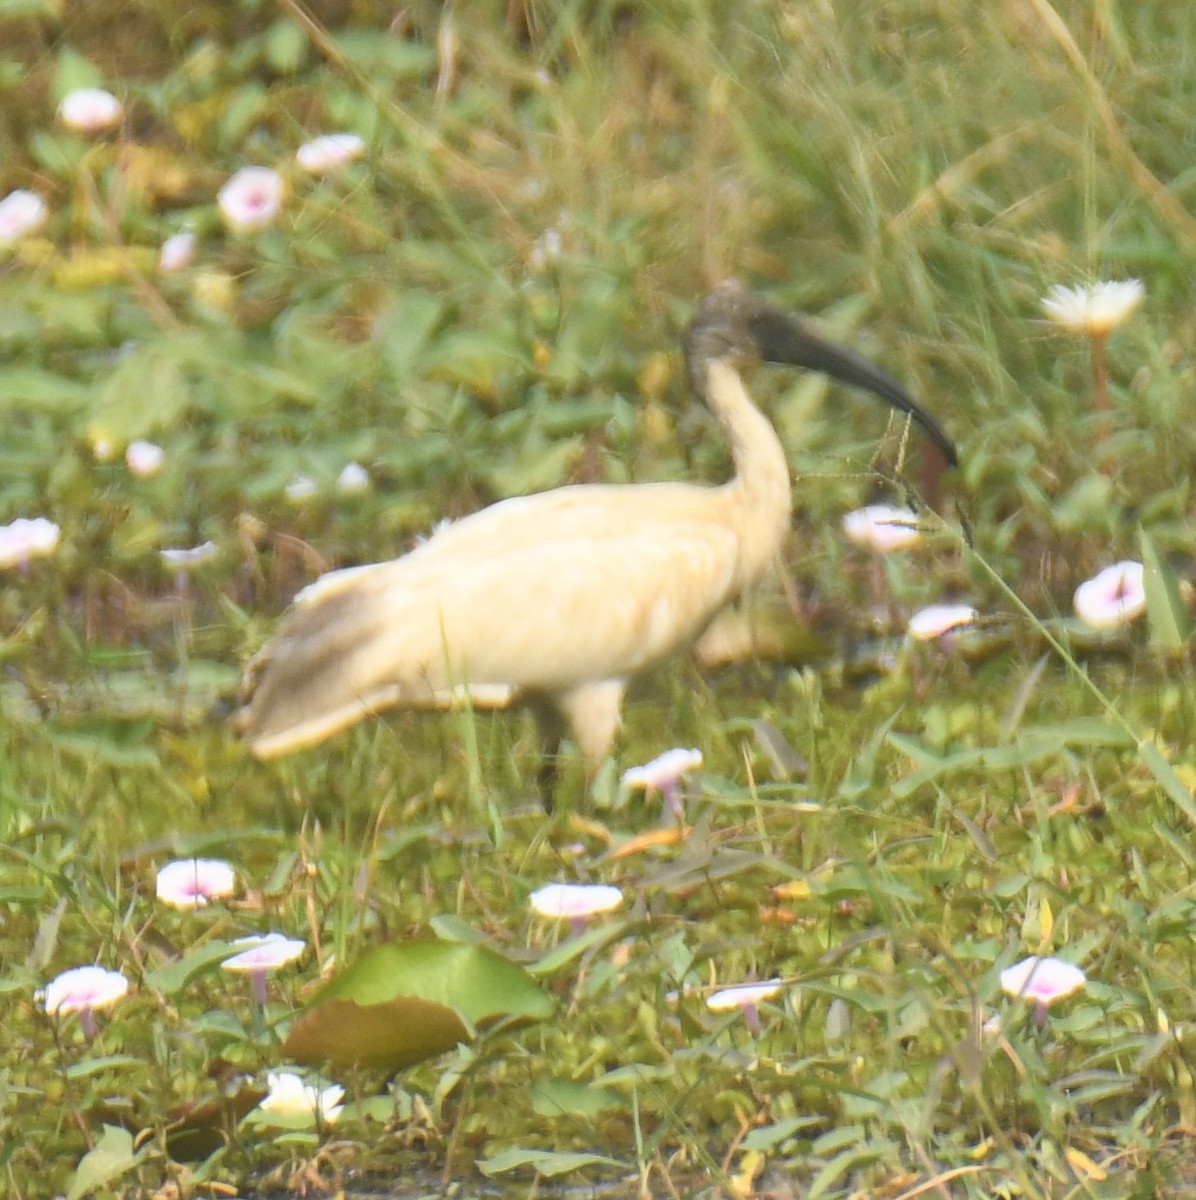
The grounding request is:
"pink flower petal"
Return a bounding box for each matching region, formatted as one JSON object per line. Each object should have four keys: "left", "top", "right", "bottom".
{"left": 42, "top": 965, "right": 129, "bottom": 1015}
{"left": 999, "top": 955, "right": 1086, "bottom": 1006}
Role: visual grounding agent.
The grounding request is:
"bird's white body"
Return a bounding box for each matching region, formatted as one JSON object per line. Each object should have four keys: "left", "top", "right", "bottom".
{"left": 237, "top": 283, "right": 953, "bottom": 783}
{"left": 241, "top": 359, "right": 789, "bottom": 763}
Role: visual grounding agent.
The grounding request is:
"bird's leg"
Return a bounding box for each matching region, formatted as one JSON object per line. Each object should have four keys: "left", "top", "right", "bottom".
{"left": 529, "top": 698, "right": 566, "bottom": 812}
{"left": 529, "top": 681, "right": 627, "bottom": 812}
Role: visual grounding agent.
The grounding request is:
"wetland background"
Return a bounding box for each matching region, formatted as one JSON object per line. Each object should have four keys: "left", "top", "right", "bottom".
{"left": 4, "top": 2, "right": 1196, "bottom": 1197}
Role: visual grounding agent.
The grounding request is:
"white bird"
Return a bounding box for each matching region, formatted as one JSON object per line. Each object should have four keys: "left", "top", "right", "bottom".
{"left": 237, "top": 281, "right": 956, "bottom": 797}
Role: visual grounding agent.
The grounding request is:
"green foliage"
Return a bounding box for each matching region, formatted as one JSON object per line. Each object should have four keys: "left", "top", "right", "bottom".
{"left": 2, "top": 1, "right": 1196, "bottom": 1198}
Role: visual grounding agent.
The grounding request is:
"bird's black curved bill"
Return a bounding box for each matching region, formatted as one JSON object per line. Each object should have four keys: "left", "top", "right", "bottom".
{"left": 747, "top": 307, "right": 958, "bottom": 467}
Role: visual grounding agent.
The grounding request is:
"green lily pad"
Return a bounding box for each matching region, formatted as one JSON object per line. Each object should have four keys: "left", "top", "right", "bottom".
{"left": 284, "top": 939, "right": 553, "bottom": 1071}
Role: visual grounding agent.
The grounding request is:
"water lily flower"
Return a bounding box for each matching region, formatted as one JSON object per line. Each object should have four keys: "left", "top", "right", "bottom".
{"left": 296, "top": 133, "right": 366, "bottom": 174}
{"left": 0, "top": 517, "right": 60, "bottom": 569}
{"left": 41, "top": 965, "right": 129, "bottom": 1036}
{"left": 285, "top": 473, "right": 319, "bottom": 502}
{"left": 842, "top": 504, "right": 921, "bottom": 552}
{"left": 336, "top": 462, "right": 370, "bottom": 494}
{"left": 258, "top": 1071, "right": 344, "bottom": 1124}
{"left": 0, "top": 190, "right": 48, "bottom": 245}
{"left": 1041, "top": 280, "right": 1144, "bottom": 337}
{"left": 1073, "top": 560, "right": 1146, "bottom": 630}
{"left": 1000, "top": 954, "right": 1086, "bottom": 1028}
{"left": 217, "top": 166, "right": 284, "bottom": 231}
{"left": 160, "top": 540, "right": 218, "bottom": 570}
{"left": 159, "top": 229, "right": 196, "bottom": 273}
{"left": 530, "top": 883, "right": 623, "bottom": 936}
{"left": 126, "top": 440, "right": 165, "bottom": 478}
{"left": 907, "top": 603, "right": 978, "bottom": 641}
{"left": 706, "top": 979, "right": 784, "bottom": 1035}
{"left": 155, "top": 858, "right": 237, "bottom": 909}
{"left": 622, "top": 747, "right": 702, "bottom": 818}
{"left": 57, "top": 87, "right": 123, "bottom": 133}
{"left": 222, "top": 933, "right": 306, "bottom": 1004}
{"left": 1042, "top": 280, "right": 1144, "bottom": 417}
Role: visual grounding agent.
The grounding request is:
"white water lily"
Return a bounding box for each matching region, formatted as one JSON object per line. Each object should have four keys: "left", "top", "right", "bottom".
{"left": 160, "top": 540, "right": 218, "bottom": 570}
{"left": 259, "top": 1071, "right": 344, "bottom": 1123}
{"left": 336, "top": 462, "right": 371, "bottom": 494}
{"left": 159, "top": 230, "right": 196, "bottom": 272}
{"left": 842, "top": 504, "right": 921, "bottom": 553}
{"left": 907, "top": 603, "right": 978, "bottom": 641}
{"left": 0, "top": 517, "right": 60, "bottom": 569}
{"left": 126, "top": 440, "right": 165, "bottom": 478}
{"left": 1041, "top": 280, "right": 1144, "bottom": 336}
{"left": 0, "top": 190, "right": 48, "bottom": 245}
{"left": 296, "top": 133, "right": 366, "bottom": 174}
{"left": 707, "top": 979, "right": 784, "bottom": 1035}
{"left": 58, "top": 88, "right": 122, "bottom": 133}
{"left": 529, "top": 883, "right": 623, "bottom": 921}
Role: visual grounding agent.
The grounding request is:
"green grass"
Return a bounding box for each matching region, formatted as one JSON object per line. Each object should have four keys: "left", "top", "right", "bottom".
{"left": 3, "top": 1, "right": 1196, "bottom": 1196}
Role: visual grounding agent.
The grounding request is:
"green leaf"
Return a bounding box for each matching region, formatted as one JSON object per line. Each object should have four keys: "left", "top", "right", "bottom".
{"left": 285, "top": 993, "right": 471, "bottom": 1072}
{"left": 41, "top": 717, "right": 159, "bottom": 768}
{"left": 88, "top": 345, "right": 189, "bottom": 445}
{"left": 476, "top": 1148, "right": 626, "bottom": 1178}
{"left": 530, "top": 1078, "right": 622, "bottom": 1117}
{"left": 379, "top": 290, "right": 443, "bottom": 383}
{"left": 529, "top": 920, "right": 629, "bottom": 977}
{"left": 742, "top": 1115, "right": 821, "bottom": 1151}
{"left": 0, "top": 367, "right": 90, "bottom": 415}
{"left": 1139, "top": 528, "right": 1192, "bottom": 653}
{"left": 1138, "top": 740, "right": 1196, "bottom": 830}
{"left": 145, "top": 940, "right": 243, "bottom": 996}
{"left": 67, "top": 1125, "right": 145, "bottom": 1200}
{"left": 283, "top": 939, "right": 552, "bottom": 1071}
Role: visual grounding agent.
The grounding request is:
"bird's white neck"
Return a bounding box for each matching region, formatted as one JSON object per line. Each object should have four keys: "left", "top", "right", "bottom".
{"left": 704, "top": 358, "right": 792, "bottom": 589}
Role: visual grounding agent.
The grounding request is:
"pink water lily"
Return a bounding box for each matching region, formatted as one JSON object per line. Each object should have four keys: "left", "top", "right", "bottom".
{"left": 218, "top": 166, "right": 284, "bottom": 231}
{"left": 41, "top": 965, "right": 129, "bottom": 1036}
{"left": 622, "top": 747, "right": 702, "bottom": 817}
{"left": 1073, "top": 561, "right": 1146, "bottom": 630}
{"left": 223, "top": 933, "right": 306, "bottom": 1004}
{"left": 155, "top": 858, "right": 236, "bottom": 909}
{"left": 1000, "top": 954, "right": 1086, "bottom": 1028}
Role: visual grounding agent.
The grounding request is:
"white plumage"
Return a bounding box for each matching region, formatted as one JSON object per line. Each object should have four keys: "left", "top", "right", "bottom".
{"left": 237, "top": 282, "right": 955, "bottom": 790}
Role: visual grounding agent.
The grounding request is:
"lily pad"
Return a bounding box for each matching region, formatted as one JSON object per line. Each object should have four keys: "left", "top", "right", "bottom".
{"left": 284, "top": 939, "right": 553, "bottom": 1071}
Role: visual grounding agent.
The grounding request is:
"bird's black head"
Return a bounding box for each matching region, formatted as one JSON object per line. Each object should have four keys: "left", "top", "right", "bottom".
{"left": 685, "top": 280, "right": 958, "bottom": 468}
